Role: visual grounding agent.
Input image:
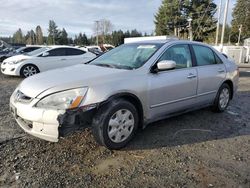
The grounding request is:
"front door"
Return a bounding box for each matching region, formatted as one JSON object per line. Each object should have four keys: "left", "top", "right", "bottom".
{"left": 149, "top": 44, "right": 198, "bottom": 120}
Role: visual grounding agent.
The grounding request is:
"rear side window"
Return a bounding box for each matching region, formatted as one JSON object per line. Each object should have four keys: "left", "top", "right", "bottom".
{"left": 192, "top": 45, "right": 216, "bottom": 66}
{"left": 47, "top": 48, "right": 66, "bottom": 56}
{"left": 214, "top": 53, "right": 223, "bottom": 64}
{"left": 159, "top": 44, "right": 193, "bottom": 69}
{"left": 65, "top": 48, "right": 86, "bottom": 56}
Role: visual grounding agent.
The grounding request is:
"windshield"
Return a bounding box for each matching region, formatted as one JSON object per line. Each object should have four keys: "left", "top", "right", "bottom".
{"left": 89, "top": 43, "right": 163, "bottom": 69}
{"left": 27, "top": 47, "right": 50, "bottom": 56}
{"left": 16, "top": 47, "right": 26, "bottom": 53}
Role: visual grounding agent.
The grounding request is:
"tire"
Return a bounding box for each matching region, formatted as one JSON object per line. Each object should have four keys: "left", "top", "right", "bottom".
{"left": 20, "top": 65, "right": 39, "bottom": 78}
{"left": 212, "top": 83, "right": 231, "bottom": 112}
{"left": 0, "top": 56, "right": 7, "bottom": 62}
{"left": 92, "top": 99, "right": 139, "bottom": 150}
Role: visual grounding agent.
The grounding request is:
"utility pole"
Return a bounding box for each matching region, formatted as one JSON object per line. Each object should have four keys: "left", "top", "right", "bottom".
{"left": 215, "top": 0, "right": 222, "bottom": 45}
{"left": 220, "top": 0, "right": 229, "bottom": 51}
{"left": 187, "top": 18, "right": 193, "bottom": 41}
{"left": 237, "top": 24, "right": 242, "bottom": 46}
{"left": 95, "top": 20, "right": 99, "bottom": 46}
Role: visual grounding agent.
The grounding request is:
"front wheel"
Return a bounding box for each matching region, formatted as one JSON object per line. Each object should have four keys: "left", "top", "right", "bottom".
{"left": 20, "top": 65, "right": 39, "bottom": 78}
{"left": 212, "top": 83, "right": 231, "bottom": 112}
{"left": 92, "top": 99, "right": 139, "bottom": 150}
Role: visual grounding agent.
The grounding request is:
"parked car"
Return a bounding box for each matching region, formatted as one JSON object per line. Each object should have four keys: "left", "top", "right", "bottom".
{"left": 80, "top": 45, "right": 103, "bottom": 56}
{"left": 1, "top": 46, "right": 96, "bottom": 77}
{"left": 0, "top": 48, "right": 15, "bottom": 62}
{"left": 0, "top": 46, "right": 41, "bottom": 62}
{"left": 10, "top": 39, "right": 239, "bottom": 149}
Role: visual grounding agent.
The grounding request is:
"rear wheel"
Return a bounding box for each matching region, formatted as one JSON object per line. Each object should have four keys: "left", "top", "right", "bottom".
{"left": 20, "top": 65, "right": 39, "bottom": 78}
{"left": 92, "top": 99, "right": 139, "bottom": 150}
{"left": 212, "top": 83, "right": 231, "bottom": 112}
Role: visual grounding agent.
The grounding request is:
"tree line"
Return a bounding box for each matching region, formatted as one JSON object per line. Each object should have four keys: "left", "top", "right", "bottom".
{"left": 155, "top": 0, "right": 250, "bottom": 43}
{"left": 3, "top": 0, "right": 249, "bottom": 46}
{"left": 7, "top": 20, "right": 145, "bottom": 46}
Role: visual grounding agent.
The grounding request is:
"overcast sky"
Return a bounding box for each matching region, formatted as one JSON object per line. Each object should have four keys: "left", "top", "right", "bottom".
{"left": 0, "top": 0, "right": 236, "bottom": 37}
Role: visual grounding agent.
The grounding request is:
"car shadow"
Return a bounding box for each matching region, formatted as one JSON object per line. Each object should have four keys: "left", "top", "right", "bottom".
{"left": 125, "top": 91, "right": 249, "bottom": 151}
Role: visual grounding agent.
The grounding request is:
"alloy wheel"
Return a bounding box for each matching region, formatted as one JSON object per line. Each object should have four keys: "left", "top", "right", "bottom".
{"left": 23, "top": 66, "right": 37, "bottom": 77}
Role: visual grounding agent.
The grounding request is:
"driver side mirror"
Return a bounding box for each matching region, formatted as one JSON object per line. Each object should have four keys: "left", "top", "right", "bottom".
{"left": 157, "top": 60, "right": 176, "bottom": 71}
{"left": 42, "top": 52, "right": 49, "bottom": 57}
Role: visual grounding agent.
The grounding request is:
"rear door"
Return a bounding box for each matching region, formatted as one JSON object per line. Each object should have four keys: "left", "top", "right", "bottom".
{"left": 191, "top": 44, "right": 226, "bottom": 104}
{"left": 149, "top": 44, "right": 198, "bottom": 119}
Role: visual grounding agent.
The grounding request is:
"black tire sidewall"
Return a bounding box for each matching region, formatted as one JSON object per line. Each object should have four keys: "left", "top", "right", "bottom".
{"left": 94, "top": 99, "right": 139, "bottom": 150}
{"left": 20, "top": 65, "right": 39, "bottom": 78}
{"left": 215, "top": 83, "right": 231, "bottom": 112}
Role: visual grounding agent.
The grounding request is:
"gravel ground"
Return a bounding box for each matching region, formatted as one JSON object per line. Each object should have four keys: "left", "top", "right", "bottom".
{"left": 0, "top": 69, "right": 249, "bottom": 188}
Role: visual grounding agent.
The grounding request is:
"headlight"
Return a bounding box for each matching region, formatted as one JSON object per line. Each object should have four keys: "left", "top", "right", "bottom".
{"left": 36, "top": 88, "right": 88, "bottom": 110}
{"left": 8, "top": 59, "right": 26, "bottom": 65}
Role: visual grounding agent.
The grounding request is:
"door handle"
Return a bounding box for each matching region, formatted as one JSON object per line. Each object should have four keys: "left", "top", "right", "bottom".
{"left": 61, "top": 58, "right": 66, "bottom": 61}
{"left": 187, "top": 73, "right": 197, "bottom": 79}
{"left": 218, "top": 68, "right": 225, "bottom": 73}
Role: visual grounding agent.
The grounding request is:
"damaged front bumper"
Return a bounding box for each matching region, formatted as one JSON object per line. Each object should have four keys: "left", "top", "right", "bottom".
{"left": 57, "top": 105, "right": 97, "bottom": 137}
{"left": 10, "top": 94, "right": 97, "bottom": 142}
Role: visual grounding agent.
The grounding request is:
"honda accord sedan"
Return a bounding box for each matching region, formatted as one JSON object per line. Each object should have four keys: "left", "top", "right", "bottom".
{"left": 10, "top": 39, "right": 239, "bottom": 149}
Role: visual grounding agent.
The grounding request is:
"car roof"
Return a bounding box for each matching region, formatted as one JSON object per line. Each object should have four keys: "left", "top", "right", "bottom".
{"left": 48, "top": 45, "right": 85, "bottom": 50}
{"left": 128, "top": 39, "right": 213, "bottom": 48}
{"left": 130, "top": 39, "right": 175, "bottom": 44}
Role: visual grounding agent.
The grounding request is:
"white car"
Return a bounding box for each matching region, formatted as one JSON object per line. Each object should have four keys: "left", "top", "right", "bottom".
{"left": 1, "top": 46, "right": 96, "bottom": 77}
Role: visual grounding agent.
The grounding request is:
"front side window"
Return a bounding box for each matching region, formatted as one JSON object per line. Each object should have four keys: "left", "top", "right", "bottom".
{"left": 193, "top": 45, "right": 217, "bottom": 66}
{"left": 90, "top": 43, "right": 163, "bottom": 69}
{"left": 27, "top": 47, "right": 50, "bottom": 56}
{"left": 159, "top": 44, "right": 192, "bottom": 69}
{"left": 23, "top": 47, "right": 40, "bottom": 53}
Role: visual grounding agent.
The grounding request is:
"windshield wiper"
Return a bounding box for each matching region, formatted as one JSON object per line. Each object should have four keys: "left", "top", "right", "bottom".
{"left": 93, "top": 63, "right": 134, "bottom": 70}
{"left": 94, "top": 63, "right": 117, "bottom": 69}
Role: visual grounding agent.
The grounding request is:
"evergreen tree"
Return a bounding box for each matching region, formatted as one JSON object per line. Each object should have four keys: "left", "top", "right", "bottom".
{"left": 154, "top": 0, "right": 217, "bottom": 41}
{"left": 26, "top": 30, "right": 36, "bottom": 45}
{"left": 154, "top": 0, "right": 185, "bottom": 35}
{"left": 13, "top": 28, "right": 24, "bottom": 44}
{"left": 82, "top": 33, "right": 89, "bottom": 45}
{"left": 111, "top": 30, "right": 124, "bottom": 46}
{"left": 186, "top": 0, "right": 217, "bottom": 41}
{"left": 130, "top": 29, "right": 142, "bottom": 37}
{"left": 47, "top": 20, "right": 59, "bottom": 45}
{"left": 58, "top": 28, "right": 68, "bottom": 45}
{"left": 231, "top": 0, "right": 250, "bottom": 41}
{"left": 74, "top": 33, "right": 89, "bottom": 45}
{"left": 35, "top": 25, "right": 43, "bottom": 45}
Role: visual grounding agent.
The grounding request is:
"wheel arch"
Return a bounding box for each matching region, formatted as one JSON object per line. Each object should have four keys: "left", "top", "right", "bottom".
{"left": 20, "top": 63, "right": 40, "bottom": 76}
{"left": 222, "top": 80, "right": 234, "bottom": 99}
{"left": 104, "top": 92, "right": 144, "bottom": 128}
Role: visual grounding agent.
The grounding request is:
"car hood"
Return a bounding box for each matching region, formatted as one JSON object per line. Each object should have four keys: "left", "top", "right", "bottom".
{"left": 3, "top": 54, "right": 31, "bottom": 63}
{"left": 18, "top": 64, "right": 128, "bottom": 98}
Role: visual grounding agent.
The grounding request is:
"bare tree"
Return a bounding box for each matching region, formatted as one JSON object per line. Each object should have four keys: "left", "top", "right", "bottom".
{"left": 93, "top": 19, "right": 113, "bottom": 45}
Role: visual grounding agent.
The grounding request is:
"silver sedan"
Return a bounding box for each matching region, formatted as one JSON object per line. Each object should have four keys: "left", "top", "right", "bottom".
{"left": 10, "top": 39, "right": 239, "bottom": 149}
